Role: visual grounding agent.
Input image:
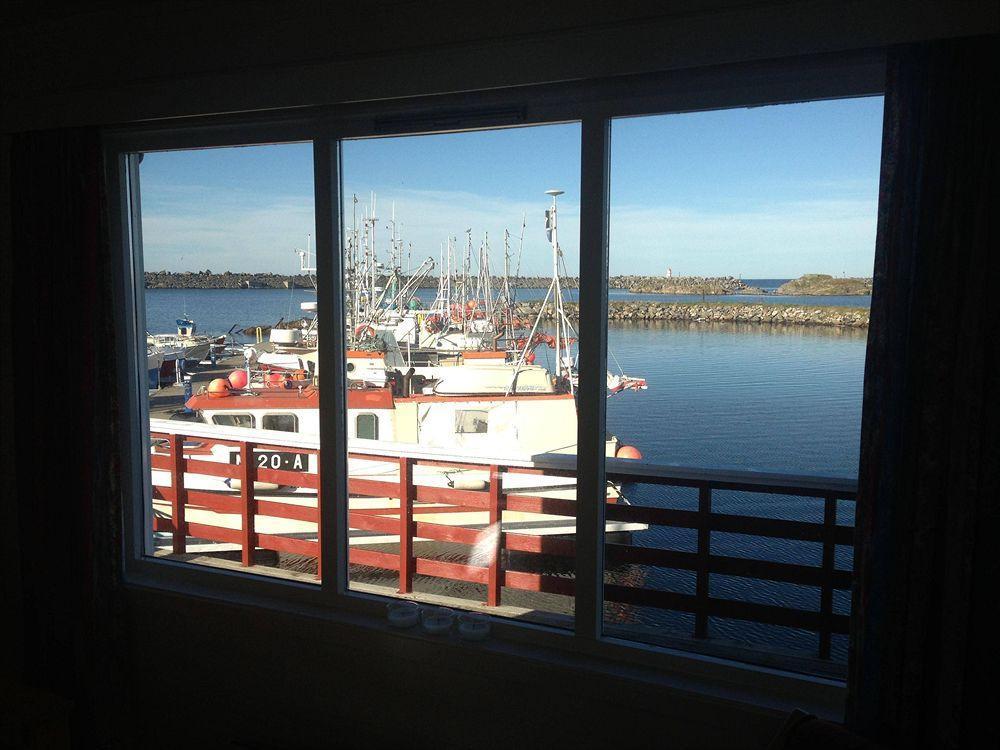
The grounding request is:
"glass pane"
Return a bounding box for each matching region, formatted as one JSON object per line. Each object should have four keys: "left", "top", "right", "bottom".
{"left": 138, "top": 143, "right": 319, "bottom": 581}
{"left": 341, "top": 124, "right": 581, "bottom": 627}
{"left": 601, "top": 98, "right": 882, "bottom": 674}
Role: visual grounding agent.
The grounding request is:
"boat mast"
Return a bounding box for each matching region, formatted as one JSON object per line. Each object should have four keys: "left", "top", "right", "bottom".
{"left": 545, "top": 189, "right": 572, "bottom": 392}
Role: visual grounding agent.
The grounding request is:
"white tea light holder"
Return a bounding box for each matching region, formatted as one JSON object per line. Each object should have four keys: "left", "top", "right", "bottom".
{"left": 387, "top": 601, "right": 420, "bottom": 629}
{"left": 457, "top": 612, "right": 490, "bottom": 641}
{"left": 421, "top": 606, "right": 454, "bottom": 635}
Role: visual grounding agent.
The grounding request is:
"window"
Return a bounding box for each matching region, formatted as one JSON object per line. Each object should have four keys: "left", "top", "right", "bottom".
{"left": 355, "top": 413, "right": 378, "bottom": 440}
{"left": 601, "top": 98, "right": 881, "bottom": 674}
{"left": 341, "top": 124, "right": 581, "bottom": 625}
{"left": 113, "top": 60, "right": 882, "bottom": 695}
{"left": 263, "top": 414, "right": 298, "bottom": 432}
{"left": 212, "top": 414, "right": 255, "bottom": 428}
{"left": 131, "top": 141, "right": 318, "bottom": 580}
{"left": 455, "top": 410, "right": 488, "bottom": 434}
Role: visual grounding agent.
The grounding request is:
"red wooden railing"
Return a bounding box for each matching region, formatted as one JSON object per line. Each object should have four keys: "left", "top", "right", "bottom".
{"left": 149, "top": 429, "right": 855, "bottom": 661}
{"left": 150, "top": 431, "right": 322, "bottom": 576}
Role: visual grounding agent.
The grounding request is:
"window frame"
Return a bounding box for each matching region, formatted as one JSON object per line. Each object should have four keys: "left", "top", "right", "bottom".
{"left": 212, "top": 413, "right": 256, "bottom": 429}
{"left": 107, "top": 49, "right": 884, "bottom": 716}
{"left": 454, "top": 409, "right": 489, "bottom": 435}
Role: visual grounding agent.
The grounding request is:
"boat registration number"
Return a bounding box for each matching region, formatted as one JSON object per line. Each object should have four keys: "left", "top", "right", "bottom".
{"left": 229, "top": 450, "right": 307, "bottom": 472}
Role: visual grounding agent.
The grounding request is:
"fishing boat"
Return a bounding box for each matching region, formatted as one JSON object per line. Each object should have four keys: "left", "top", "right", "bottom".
{"left": 147, "top": 318, "right": 222, "bottom": 368}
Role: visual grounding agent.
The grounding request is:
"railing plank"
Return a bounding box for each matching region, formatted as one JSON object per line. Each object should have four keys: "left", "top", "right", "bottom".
{"left": 183, "top": 456, "right": 241, "bottom": 480}
{"left": 348, "top": 512, "right": 399, "bottom": 534}
{"left": 503, "top": 570, "right": 575, "bottom": 597}
{"left": 506, "top": 533, "right": 575, "bottom": 557}
{"left": 254, "top": 466, "right": 318, "bottom": 489}
{"left": 414, "top": 557, "right": 488, "bottom": 584}
{"left": 413, "top": 521, "right": 480, "bottom": 546}
{"left": 504, "top": 495, "right": 577, "bottom": 517}
{"left": 604, "top": 543, "right": 852, "bottom": 588}
{"left": 349, "top": 548, "right": 400, "bottom": 571}
{"left": 603, "top": 584, "right": 850, "bottom": 634}
{"left": 256, "top": 533, "right": 317, "bottom": 558}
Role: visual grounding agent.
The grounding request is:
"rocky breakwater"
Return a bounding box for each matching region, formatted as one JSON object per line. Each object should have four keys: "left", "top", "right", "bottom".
{"left": 776, "top": 274, "right": 872, "bottom": 296}
{"left": 616, "top": 275, "right": 766, "bottom": 295}
{"left": 512, "top": 301, "right": 869, "bottom": 328}
{"left": 146, "top": 271, "right": 313, "bottom": 289}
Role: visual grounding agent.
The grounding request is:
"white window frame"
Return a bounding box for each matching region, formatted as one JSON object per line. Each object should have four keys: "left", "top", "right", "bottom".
{"left": 107, "top": 50, "right": 884, "bottom": 717}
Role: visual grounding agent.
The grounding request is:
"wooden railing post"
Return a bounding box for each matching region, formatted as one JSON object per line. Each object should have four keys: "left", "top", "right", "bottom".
{"left": 398, "top": 456, "right": 414, "bottom": 594}
{"left": 170, "top": 433, "right": 187, "bottom": 554}
{"left": 694, "top": 484, "right": 712, "bottom": 639}
{"left": 819, "top": 495, "right": 837, "bottom": 659}
{"left": 240, "top": 441, "right": 257, "bottom": 567}
{"left": 487, "top": 464, "right": 504, "bottom": 606}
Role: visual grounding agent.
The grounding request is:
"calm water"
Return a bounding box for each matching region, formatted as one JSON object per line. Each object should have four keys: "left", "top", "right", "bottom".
{"left": 146, "top": 287, "right": 865, "bottom": 663}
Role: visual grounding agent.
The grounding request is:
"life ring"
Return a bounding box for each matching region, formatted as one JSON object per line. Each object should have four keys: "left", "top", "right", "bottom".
{"left": 354, "top": 324, "right": 376, "bottom": 340}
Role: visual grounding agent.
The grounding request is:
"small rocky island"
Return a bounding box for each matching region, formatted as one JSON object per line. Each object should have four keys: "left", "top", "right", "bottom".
{"left": 776, "top": 274, "right": 872, "bottom": 296}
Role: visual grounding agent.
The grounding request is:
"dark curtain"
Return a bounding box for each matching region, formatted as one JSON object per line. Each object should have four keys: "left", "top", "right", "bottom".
{"left": 848, "top": 36, "right": 999, "bottom": 748}
{"left": 7, "top": 129, "right": 128, "bottom": 746}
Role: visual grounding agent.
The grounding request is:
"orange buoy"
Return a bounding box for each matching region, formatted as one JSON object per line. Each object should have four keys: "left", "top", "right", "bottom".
{"left": 207, "top": 378, "right": 232, "bottom": 398}
{"left": 228, "top": 369, "right": 249, "bottom": 389}
{"left": 525, "top": 351, "right": 536, "bottom": 364}
{"left": 265, "top": 372, "right": 285, "bottom": 388}
{"left": 616, "top": 445, "right": 643, "bottom": 460}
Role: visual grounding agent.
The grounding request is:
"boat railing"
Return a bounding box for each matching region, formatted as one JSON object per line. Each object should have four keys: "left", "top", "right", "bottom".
{"left": 147, "top": 419, "right": 855, "bottom": 665}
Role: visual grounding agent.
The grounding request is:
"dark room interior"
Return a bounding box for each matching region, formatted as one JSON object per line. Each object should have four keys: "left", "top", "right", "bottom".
{"left": 2, "top": 2, "right": 997, "bottom": 748}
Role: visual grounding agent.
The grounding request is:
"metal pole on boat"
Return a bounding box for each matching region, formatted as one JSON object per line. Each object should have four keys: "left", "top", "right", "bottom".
{"left": 546, "top": 189, "right": 567, "bottom": 390}
{"left": 183, "top": 374, "right": 193, "bottom": 414}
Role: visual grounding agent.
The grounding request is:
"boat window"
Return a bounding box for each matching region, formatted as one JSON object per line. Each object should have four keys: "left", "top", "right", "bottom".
{"left": 262, "top": 413, "right": 298, "bottom": 432}
{"left": 454, "top": 409, "right": 488, "bottom": 434}
{"left": 355, "top": 413, "right": 379, "bottom": 440}
{"left": 211, "top": 413, "right": 255, "bottom": 428}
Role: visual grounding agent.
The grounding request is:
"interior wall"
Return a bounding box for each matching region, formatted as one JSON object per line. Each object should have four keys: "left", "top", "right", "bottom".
{"left": 128, "top": 588, "right": 784, "bottom": 749}
{"left": 2, "top": 2, "right": 998, "bottom": 748}
{"left": 2, "top": 1, "right": 997, "bottom": 131}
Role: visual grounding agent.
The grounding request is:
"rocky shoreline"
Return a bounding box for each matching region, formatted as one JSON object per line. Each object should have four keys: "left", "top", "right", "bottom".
{"left": 511, "top": 301, "right": 869, "bottom": 328}
{"left": 146, "top": 271, "right": 872, "bottom": 296}
{"left": 244, "top": 301, "right": 869, "bottom": 334}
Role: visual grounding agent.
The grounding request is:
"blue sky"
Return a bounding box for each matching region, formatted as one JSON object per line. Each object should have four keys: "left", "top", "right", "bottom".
{"left": 139, "top": 96, "right": 883, "bottom": 277}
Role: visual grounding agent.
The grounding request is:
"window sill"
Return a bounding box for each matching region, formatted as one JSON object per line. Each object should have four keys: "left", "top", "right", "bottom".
{"left": 124, "top": 555, "right": 846, "bottom": 724}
